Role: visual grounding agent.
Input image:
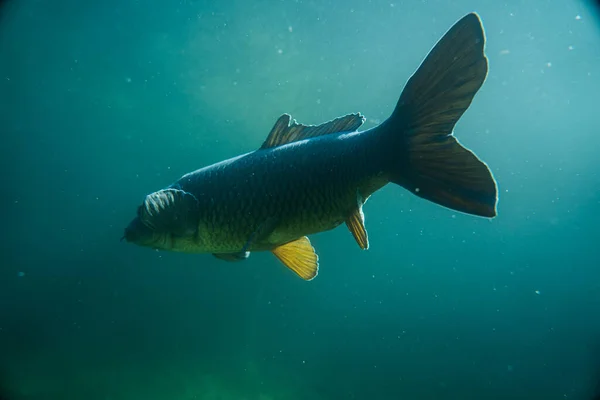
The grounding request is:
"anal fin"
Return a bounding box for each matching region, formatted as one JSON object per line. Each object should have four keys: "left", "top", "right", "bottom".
{"left": 346, "top": 206, "right": 369, "bottom": 250}
{"left": 272, "top": 237, "right": 319, "bottom": 281}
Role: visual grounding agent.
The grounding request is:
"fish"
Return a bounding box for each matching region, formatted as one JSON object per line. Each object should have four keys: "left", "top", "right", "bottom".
{"left": 123, "top": 12, "right": 498, "bottom": 281}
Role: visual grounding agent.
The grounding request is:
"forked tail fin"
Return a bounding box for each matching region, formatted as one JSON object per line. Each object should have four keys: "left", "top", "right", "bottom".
{"left": 381, "top": 12, "right": 498, "bottom": 218}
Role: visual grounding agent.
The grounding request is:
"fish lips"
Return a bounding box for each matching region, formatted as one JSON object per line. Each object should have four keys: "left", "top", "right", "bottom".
{"left": 122, "top": 216, "right": 154, "bottom": 244}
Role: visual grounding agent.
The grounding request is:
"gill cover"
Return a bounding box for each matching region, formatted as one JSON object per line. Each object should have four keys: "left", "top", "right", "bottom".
{"left": 139, "top": 188, "right": 200, "bottom": 236}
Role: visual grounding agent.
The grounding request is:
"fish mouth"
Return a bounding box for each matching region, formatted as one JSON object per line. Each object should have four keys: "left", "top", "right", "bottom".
{"left": 122, "top": 217, "right": 153, "bottom": 244}
{"left": 122, "top": 226, "right": 134, "bottom": 243}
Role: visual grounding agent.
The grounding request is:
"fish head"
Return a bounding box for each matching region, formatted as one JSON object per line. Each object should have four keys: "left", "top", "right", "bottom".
{"left": 123, "top": 209, "right": 164, "bottom": 247}
{"left": 122, "top": 188, "right": 201, "bottom": 251}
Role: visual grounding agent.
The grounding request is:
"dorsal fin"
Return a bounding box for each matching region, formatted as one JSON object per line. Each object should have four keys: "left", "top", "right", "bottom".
{"left": 260, "top": 113, "right": 366, "bottom": 149}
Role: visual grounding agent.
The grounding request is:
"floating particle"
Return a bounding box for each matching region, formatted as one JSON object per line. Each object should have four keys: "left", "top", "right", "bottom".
{"left": 575, "top": 15, "right": 581, "bottom": 20}
{"left": 125, "top": 77, "right": 132, "bottom": 83}
{"left": 546, "top": 62, "right": 552, "bottom": 68}
{"left": 17, "top": 271, "right": 25, "bottom": 277}
{"left": 277, "top": 48, "right": 283, "bottom": 54}
{"left": 568, "top": 45, "right": 574, "bottom": 51}
{"left": 535, "top": 290, "right": 541, "bottom": 295}
{"left": 499, "top": 49, "right": 510, "bottom": 55}
{"left": 288, "top": 26, "right": 293, "bottom": 33}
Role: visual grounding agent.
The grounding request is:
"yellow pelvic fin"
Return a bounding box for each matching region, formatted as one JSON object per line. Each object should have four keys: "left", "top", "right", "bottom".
{"left": 272, "top": 236, "right": 319, "bottom": 281}
{"left": 260, "top": 113, "right": 366, "bottom": 149}
{"left": 346, "top": 205, "right": 369, "bottom": 250}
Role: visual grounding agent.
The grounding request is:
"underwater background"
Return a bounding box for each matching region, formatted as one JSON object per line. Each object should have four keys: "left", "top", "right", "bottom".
{"left": 1, "top": 0, "right": 599, "bottom": 399}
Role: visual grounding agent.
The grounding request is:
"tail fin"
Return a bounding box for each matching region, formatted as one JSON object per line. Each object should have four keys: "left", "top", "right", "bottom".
{"left": 383, "top": 12, "right": 498, "bottom": 218}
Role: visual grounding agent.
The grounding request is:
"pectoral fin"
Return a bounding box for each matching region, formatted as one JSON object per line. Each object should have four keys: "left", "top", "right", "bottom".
{"left": 272, "top": 237, "right": 319, "bottom": 281}
{"left": 213, "top": 252, "right": 250, "bottom": 262}
{"left": 213, "top": 218, "right": 278, "bottom": 263}
{"left": 242, "top": 217, "right": 279, "bottom": 252}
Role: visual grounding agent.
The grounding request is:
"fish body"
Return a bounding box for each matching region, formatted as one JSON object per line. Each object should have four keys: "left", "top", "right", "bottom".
{"left": 171, "top": 125, "right": 385, "bottom": 253}
{"left": 124, "top": 13, "right": 499, "bottom": 280}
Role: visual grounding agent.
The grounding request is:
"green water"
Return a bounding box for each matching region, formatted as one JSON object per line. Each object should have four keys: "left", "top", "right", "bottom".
{"left": 1, "top": 0, "right": 599, "bottom": 399}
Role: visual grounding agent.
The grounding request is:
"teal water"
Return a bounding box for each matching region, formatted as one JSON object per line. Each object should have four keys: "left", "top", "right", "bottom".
{"left": 1, "top": 0, "right": 599, "bottom": 399}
